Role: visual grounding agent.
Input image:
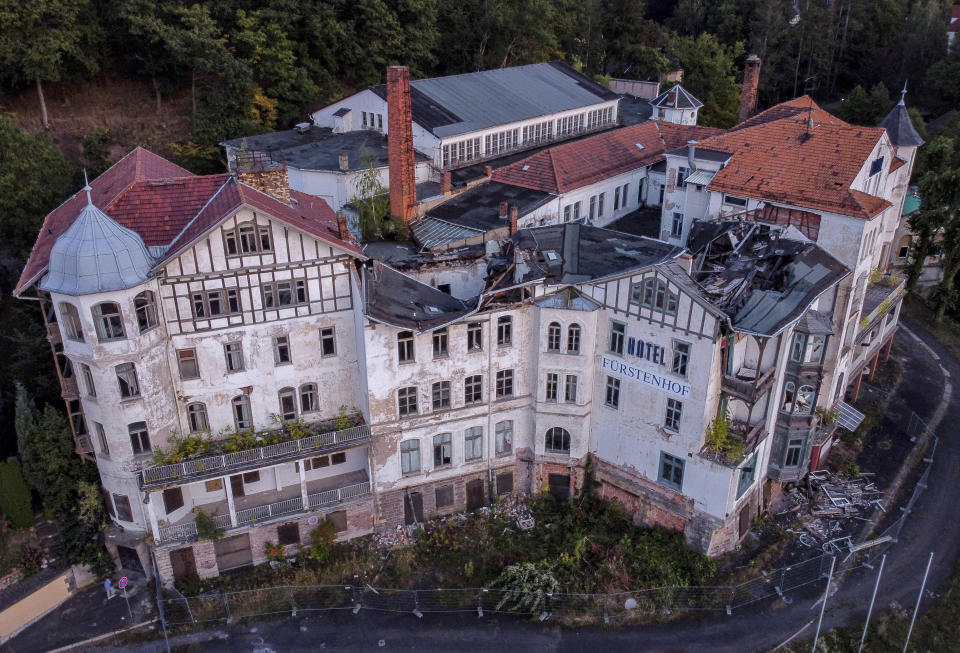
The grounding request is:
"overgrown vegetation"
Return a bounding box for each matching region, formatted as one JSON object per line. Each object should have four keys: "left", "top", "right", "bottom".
{"left": 704, "top": 410, "right": 745, "bottom": 464}
{"left": 194, "top": 508, "right": 225, "bottom": 542}
{"left": 0, "top": 459, "right": 34, "bottom": 528}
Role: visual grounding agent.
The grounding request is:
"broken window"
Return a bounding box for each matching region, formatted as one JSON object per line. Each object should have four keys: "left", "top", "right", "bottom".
{"left": 433, "top": 433, "right": 452, "bottom": 467}
{"left": 671, "top": 212, "right": 684, "bottom": 237}
{"left": 93, "top": 302, "right": 125, "bottom": 341}
{"left": 116, "top": 362, "right": 140, "bottom": 399}
{"left": 192, "top": 289, "right": 241, "bottom": 318}
{"left": 665, "top": 399, "right": 683, "bottom": 432}
{"left": 672, "top": 341, "right": 690, "bottom": 377}
{"left": 224, "top": 342, "right": 244, "bottom": 372}
{"left": 785, "top": 438, "right": 804, "bottom": 467}
{"left": 80, "top": 363, "right": 97, "bottom": 397}
{"left": 113, "top": 494, "right": 133, "bottom": 522}
{"left": 567, "top": 324, "right": 580, "bottom": 353}
{"left": 495, "top": 420, "right": 513, "bottom": 455}
{"left": 262, "top": 280, "right": 307, "bottom": 308}
{"left": 278, "top": 522, "right": 300, "bottom": 546}
{"left": 795, "top": 385, "right": 815, "bottom": 414}
{"left": 278, "top": 387, "right": 297, "bottom": 421}
{"left": 128, "top": 421, "right": 151, "bottom": 454}
{"left": 94, "top": 422, "right": 109, "bottom": 456}
{"left": 177, "top": 348, "right": 200, "bottom": 380}
{"left": 319, "top": 327, "right": 336, "bottom": 356}
{"left": 224, "top": 223, "right": 272, "bottom": 255}
{"left": 736, "top": 453, "right": 757, "bottom": 499}
{"left": 464, "top": 375, "right": 483, "bottom": 403}
{"left": 431, "top": 381, "right": 450, "bottom": 410}
{"left": 640, "top": 279, "right": 678, "bottom": 315}
{"left": 232, "top": 395, "right": 252, "bottom": 430}
{"left": 134, "top": 291, "right": 159, "bottom": 333}
{"left": 398, "top": 387, "right": 418, "bottom": 416}
{"left": 658, "top": 452, "right": 684, "bottom": 491}
{"left": 59, "top": 303, "right": 84, "bottom": 341}
{"left": 273, "top": 335, "right": 292, "bottom": 365}
{"left": 497, "top": 316, "right": 512, "bottom": 346}
{"left": 496, "top": 472, "right": 514, "bottom": 495}
{"left": 547, "top": 322, "right": 562, "bottom": 351}
{"left": 435, "top": 485, "right": 454, "bottom": 508}
{"left": 781, "top": 382, "right": 796, "bottom": 412}
{"left": 432, "top": 327, "right": 448, "bottom": 357}
{"left": 545, "top": 427, "right": 570, "bottom": 455}
{"left": 163, "top": 487, "right": 184, "bottom": 514}
{"left": 400, "top": 439, "right": 420, "bottom": 474}
{"left": 464, "top": 427, "right": 483, "bottom": 461}
{"left": 467, "top": 322, "right": 483, "bottom": 351}
{"left": 495, "top": 369, "right": 514, "bottom": 398}
{"left": 397, "top": 331, "right": 414, "bottom": 363}
{"left": 299, "top": 384, "right": 318, "bottom": 413}
{"left": 187, "top": 402, "right": 208, "bottom": 433}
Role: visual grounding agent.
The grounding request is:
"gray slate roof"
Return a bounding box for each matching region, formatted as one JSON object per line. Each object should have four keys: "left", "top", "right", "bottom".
{"left": 370, "top": 61, "right": 619, "bottom": 139}
{"left": 363, "top": 263, "right": 474, "bottom": 331}
{"left": 40, "top": 192, "right": 154, "bottom": 296}
{"left": 879, "top": 99, "right": 924, "bottom": 148}
{"left": 650, "top": 85, "right": 703, "bottom": 110}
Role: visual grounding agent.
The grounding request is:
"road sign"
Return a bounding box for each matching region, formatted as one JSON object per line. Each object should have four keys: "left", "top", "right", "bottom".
{"left": 118, "top": 576, "right": 128, "bottom": 589}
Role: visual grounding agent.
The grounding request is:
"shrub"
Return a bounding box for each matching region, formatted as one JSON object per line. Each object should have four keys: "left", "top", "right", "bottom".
{"left": 843, "top": 461, "right": 861, "bottom": 478}
{"left": 16, "top": 543, "right": 43, "bottom": 579}
{"left": 263, "top": 541, "right": 286, "bottom": 563}
{"left": 0, "top": 459, "right": 34, "bottom": 528}
{"left": 195, "top": 509, "right": 225, "bottom": 542}
{"left": 492, "top": 562, "right": 560, "bottom": 612}
{"left": 308, "top": 521, "right": 337, "bottom": 564}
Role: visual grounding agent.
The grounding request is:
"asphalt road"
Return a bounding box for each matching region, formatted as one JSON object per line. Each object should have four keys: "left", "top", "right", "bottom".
{"left": 20, "top": 317, "right": 960, "bottom": 653}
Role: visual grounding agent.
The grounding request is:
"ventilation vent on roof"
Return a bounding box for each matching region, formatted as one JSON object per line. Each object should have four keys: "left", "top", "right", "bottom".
{"left": 426, "top": 306, "right": 441, "bottom": 313}
{"left": 294, "top": 122, "right": 311, "bottom": 133}
{"left": 522, "top": 165, "right": 531, "bottom": 171}
{"left": 635, "top": 143, "right": 645, "bottom": 150}
{"left": 545, "top": 250, "right": 559, "bottom": 261}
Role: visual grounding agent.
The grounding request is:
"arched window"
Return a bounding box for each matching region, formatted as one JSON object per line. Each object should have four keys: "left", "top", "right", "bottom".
{"left": 567, "top": 324, "right": 581, "bottom": 353}
{"left": 781, "top": 382, "right": 795, "bottom": 413}
{"left": 134, "top": 291, "right": 159, "bottom": 333}
{"left": 278, "top": 387, "right": 297, "bottom": 421}
{"left": 796, "top": 385, "right": 815, "bottom": 414}
{"left": 58, "top": 303, "right": 85, "bottom": 342}
{"left": 232, "top": 395, "right": 252, "bottom": 430}
{"left": 547, "top": 322, "right": 561, "bottom": 351}
{"left": 186, "top": 402, "right": 208, "bottom": 433}
{"left": 92, "top": 302, "right": 125, "bottom": 341}
{"left": 299, "top": 383, "right": 318, "bottom": 413}
{"left": 545, "top": 427, "right": 571, "bottom": 454}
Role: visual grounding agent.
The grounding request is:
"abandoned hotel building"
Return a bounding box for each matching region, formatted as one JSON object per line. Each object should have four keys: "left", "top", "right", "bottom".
{"left": 14, "top": 60, "right": 921, "bottom": 584}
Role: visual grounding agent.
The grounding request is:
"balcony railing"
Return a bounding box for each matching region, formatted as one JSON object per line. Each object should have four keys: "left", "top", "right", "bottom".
{"left": 75, "top": 433, "right": 94, "bottom": 455}
{"left": 156, "top": 481, "right": 372, "bottom": 545}
{"left": 721, "top": 366, "right": 775, "bottom": 404}
{"left": 140, "top": 424, "right": 372, "bottom": 488}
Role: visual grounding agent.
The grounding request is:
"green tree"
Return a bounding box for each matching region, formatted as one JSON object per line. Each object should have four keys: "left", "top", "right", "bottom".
{"left": 0, "top": 459, "right": 34, "bottom": 528}
{"left": 665, "top": 32, "right": 744, "bottom": 127}
{"left": 113, "top": 0, "right": 186, "bottom": 115}
{"left": 352, "top": 157, "right": 390, "bottom": 241}
{"left": 0, "top": 0, "right": 104, "bottom": 128}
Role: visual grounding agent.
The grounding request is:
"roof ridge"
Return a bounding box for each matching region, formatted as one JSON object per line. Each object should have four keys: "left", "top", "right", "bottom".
{"left": 164, "top": 175, "right": 235, "bottom": 251}
{"left": 549, "top": 149, "right": 561, "bottom": 194}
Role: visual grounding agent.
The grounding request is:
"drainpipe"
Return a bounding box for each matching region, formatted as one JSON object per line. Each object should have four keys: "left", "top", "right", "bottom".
{"left": 486, "top": 316, "right": 495, "bottom": 503}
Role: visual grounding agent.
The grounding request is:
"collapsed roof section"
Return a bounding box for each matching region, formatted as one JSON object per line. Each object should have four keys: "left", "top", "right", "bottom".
{"left": 511, "top": 223, "right": 683, "bottom": 285}
{"left": 362, "top": 262, "right": 475, "bottom": 331}
{"left": 687, "top": 221, "right": 848, "bottom": 337}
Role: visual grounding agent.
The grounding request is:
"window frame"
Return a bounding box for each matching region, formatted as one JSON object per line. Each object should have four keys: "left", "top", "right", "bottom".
{"left": 299, "top": 383, "right": 318, "bottom": 413}
{"left": 467, "top": 322, "right": 483, "bottom": 352}
{"left": 464, "top": 426, "right": 483, "bottom": 461}
{"left": 113, "top": 494, "right": 133, "bottom": 522}
{"left": 59, "top": 303, "right": 85, "bottom": 342}
{"left": 665, "top": 398, "right": 683, "bottom": 432}
{"left": 432, "top": 327, "right": 448, "bottom": 358}
{"left": 261, "top": 279, "right": 307, "bottom": 309}
{"left": 115, "top": 362, "right": 140, "bottom": 399}
{"left": 567, "top": 324, "right": 581, "bottom": 353}
{"left": 397, "top": 331, "right": 415, "bottom": 363}
{"left": 80, "top": 363, "right": 97, "bottom": 398}
{"left": 93, "top": 302, "right": 126, "bottom": 341}
{"left": 497, "top": 316, "right": 512, "bottom": 346}
{"left": 177, "top": 348, "right": 200, "bottom": 380}
{"left": 785, "top": 437, "right": 804, "bottom": 467}
{"left": 273, "top": 335, "right": 292, "bottom": 365}
{"left": 609, "top": 321, "right": 625, "bottom": 355}
{"left": 232, "top": 394, "right": 252, "bottom": 430}
{"left": 464, "top": 374, "right": 483, "bottom": 404}
{"left": 134, "top": 291, "right": 159, "bottom": 333}
{"left": 128, "top": 421, "right": 151, "bottom": 455}
{"left": 94, "top": 421, "right": 109, "bottom": 456}
{"left": 319, "top": 326, "right": 337, "bottom": 357}
{"left": 564, "top": 374, "right": 578, "bottom": 403}
{"left": 605, "top": 375, "right": 620, "bottom": 408}
{"left": 495, "top": 369, "right": 514, "bottom": 398}
{"left": 544, "top": 427, "right": 571, "bottom": 455}
{"left": 495, "top": 420, "right": 513, "bottom": 456}
{"left": 547, "top": 322, "right": 562, "bottom": 351}
{"left": 545, "top": 372, "right": 559, "bottom": 402}
{"left": 398, "top": 386, "right": 418, "bottom": 416}
{"left": 224, "top": 342, "right": 245, "bottom": 372}
{"left": 658, "top": 451, "right": 684, "bottom": 491}
{"left": 433, "top": 432, "right": 452, "bottom": 468}
{"left": 671, "top": 340, "right": 691, "bottom": 378}
{"left": 224, "top": 222, "right": 272, "bottom": 256}
{"left": 278, "top": 387, "right": 297, "bottom": 421}
{"left": 400, "top": 439, "right": 421, "bottom": 475}
{"left": 431, "top": 380, "right": 451, "bottom": 410}
{"left": 191, "top": 288, "right": 241, "bottom": 318}
{"left": 186, "top": 402, "right": 208, "bottom": 433}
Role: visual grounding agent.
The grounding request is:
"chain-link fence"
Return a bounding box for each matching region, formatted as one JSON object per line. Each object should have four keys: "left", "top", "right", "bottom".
{"left": 159, "top": 438, "right": 937, "bottom": 628}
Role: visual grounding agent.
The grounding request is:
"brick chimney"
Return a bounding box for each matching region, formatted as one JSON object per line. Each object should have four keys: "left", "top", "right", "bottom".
{"left": 339, "top": 151, "right": 350, "bottom": 172}
{"left": 235, "top": 150, "right": 290, "bottom": 204}
{"left": 509, "top": 205, "right": 519, "bottom": 235}
{"left": 336, "top": 210, "right": 357, "bottom": 245}
{"left": 738, "top": 55, "right": 762, "bottom": 124}
{"left": 499, "top": 202, "right": 509, "bottom": 221}
{"left": 387, "top": 66, "right": 417, "bottom": 224}
{"left": 441, "top": 171, "right": 452, "bottom": 195}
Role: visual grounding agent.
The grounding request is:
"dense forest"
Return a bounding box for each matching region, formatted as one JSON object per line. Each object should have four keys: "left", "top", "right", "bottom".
{"left": 0, "top": 1, "right": 959, "bottom": 530}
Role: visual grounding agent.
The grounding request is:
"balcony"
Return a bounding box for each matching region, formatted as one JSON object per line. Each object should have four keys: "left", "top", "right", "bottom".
{"left": 60, "top": 374, "right": 79, "bottom": 400}
{"left": 155, "top": 471, "right": 372, "bottom": 545}
{"left": 75, "top": 433, "right": 94, "bottom": 455}
{"left": 46, "top": 322, "right": 62, "bottom": 345}
{"left": 140, "top": 424, "right": 371, "bottom": 489}
{"left": 721, "top": 366, "right": 775, "bottom": 404}
{"left": 700, "top": 419, "right": 768, "bottom": 468}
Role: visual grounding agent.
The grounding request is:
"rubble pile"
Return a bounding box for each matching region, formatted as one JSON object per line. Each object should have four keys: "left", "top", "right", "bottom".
{"left": 778, "top": 470, "right": 885, "bottom": 553}
{"left": 490, "top": 493, "right": 536, "bottom": 531}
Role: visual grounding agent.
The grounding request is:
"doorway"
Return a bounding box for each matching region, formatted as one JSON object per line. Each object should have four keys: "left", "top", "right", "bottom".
{"left": 403, "top": 491, "right": 424, "bottom": 525}
{"left": 548, "top": 474, "right": 571, "bottom": 501}
{"left": 169, "top": 547, "right": 198, "bottom": 583}
{"left": 214, "top": 533, "right": 252, "bottom": 571}
{"left": 116, "top": 545, "right": 144, "bottom": 575}
{"left": 466, "top": 479, "right": 485, "bottom": 511}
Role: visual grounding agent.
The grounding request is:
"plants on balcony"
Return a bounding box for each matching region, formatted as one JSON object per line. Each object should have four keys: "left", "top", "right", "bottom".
{"left": 703, "top": 411, "right": 745, "bottom": 464}
{"left": 195, "top": 508, "right": 225, "bottom": 542}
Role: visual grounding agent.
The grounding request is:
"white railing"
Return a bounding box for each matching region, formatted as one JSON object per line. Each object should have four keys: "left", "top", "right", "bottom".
{"left": 141, "top": 424, "right": 371, "bottom": 486}
{"left": 155, "top": 482, "right": 372, "bottom": 545}
{"left": 308, "top": 481, "right": 371, "bottom": 509}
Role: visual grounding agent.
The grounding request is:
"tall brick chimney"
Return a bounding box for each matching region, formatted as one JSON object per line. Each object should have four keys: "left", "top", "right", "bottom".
{"left": 387, "top": 66, "right": 417, "bottom": 224}
{"left": 738, "top": 55, "right": 762, "bottom": 124}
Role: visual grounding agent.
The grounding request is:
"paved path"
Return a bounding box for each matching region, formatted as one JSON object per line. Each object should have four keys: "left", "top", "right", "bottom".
{"left": 10, "top": 319, "right": 960, "bottom": 653}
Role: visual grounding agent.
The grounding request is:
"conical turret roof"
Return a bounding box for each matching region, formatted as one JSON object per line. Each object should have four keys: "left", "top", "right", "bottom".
{"left": 879, "top": 85, "right": 924, "bottom": 148}
{"left": 40, "top": 185, "right": 154, "bottom": 296}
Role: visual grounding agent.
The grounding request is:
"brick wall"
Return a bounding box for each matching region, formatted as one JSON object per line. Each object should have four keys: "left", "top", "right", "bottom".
{"left": 386, "top": 66, "right": 417, "bottom": 224}
{"left": 738, "top": 55, "right": 762, "bottom": 124}
{"left": 237, "top": 168, "right": 291, "bottom": 204}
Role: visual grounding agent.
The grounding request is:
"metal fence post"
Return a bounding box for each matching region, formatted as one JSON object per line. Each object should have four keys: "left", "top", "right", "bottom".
{"left": 858, "top": 553, "right": 886, "bottom": 653}
{"left": 223, "top": 591, "right": 232, "bottom": 623}
{"left": 290, "top": 587, "right": 297, "bottom": 617}
{"left": 812, "top": 555, "right": 836, "bottom": 653}
{"left": 903, "top": 552, "right": 934, "bottom": 653}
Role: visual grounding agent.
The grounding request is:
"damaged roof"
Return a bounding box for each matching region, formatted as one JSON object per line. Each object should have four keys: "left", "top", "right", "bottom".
{"left": 689, "top": 221, "right": 848, "bottom": 337}
{"left": 363, "top": 262, "right": 475, "bottom": 331}
{"left": 512, "top": 223, "right": 683, "bottom": 284}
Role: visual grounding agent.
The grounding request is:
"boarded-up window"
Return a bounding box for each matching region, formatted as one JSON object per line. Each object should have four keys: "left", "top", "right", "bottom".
{"left": 327, "top": 510, "right": 347, "bottom": 532}
{"left": 162, "top": 487, "right": 184, "bottom": 514}
{"left": 496, "top": 472, "right": 514, "bottom": 496}
{"left": 242, "top": 471, "right": 260, "bottom": 484}
{"left": 277, "top": 522, "right": 300, "bottom": 546}
{"left": 205, "top": 479, "right": 224, "bottom": 493}
{"left": 113, "top": 494, "right": 133, "bottom": 522}
{"left": 435, "top": 485, "right": 454, "bottom": 508}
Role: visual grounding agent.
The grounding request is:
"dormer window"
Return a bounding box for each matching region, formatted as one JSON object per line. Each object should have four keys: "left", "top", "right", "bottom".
{"left": 869, "top": 157, "right": 885, "bottom": 177}
{"left": 224, "top": 223, "right": 272, "bottom": 256}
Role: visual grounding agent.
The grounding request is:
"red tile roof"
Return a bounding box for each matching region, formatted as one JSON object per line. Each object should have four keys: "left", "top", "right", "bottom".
{"left": 491, "top": 122, "right": 722, "bottom": 194}
{"left": 105, "top": 175, "right": 231, "bottom": 246}
{"left": 156, "top": 178, "right": 362, "bottom": 268}
{"left": 731, "top": 96, "right": 845, "bottom": 131}
{"left": 16, "top": 147, "right": 192, "bottom": 294}
{"left": 889, "top": 156, "right": 908, "bottom": 173}
{"left": 18, "top": 148, "right": 362, "bottom": 295}
{"left": 701, "top": 104, "right": 889, "bottom": 218}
